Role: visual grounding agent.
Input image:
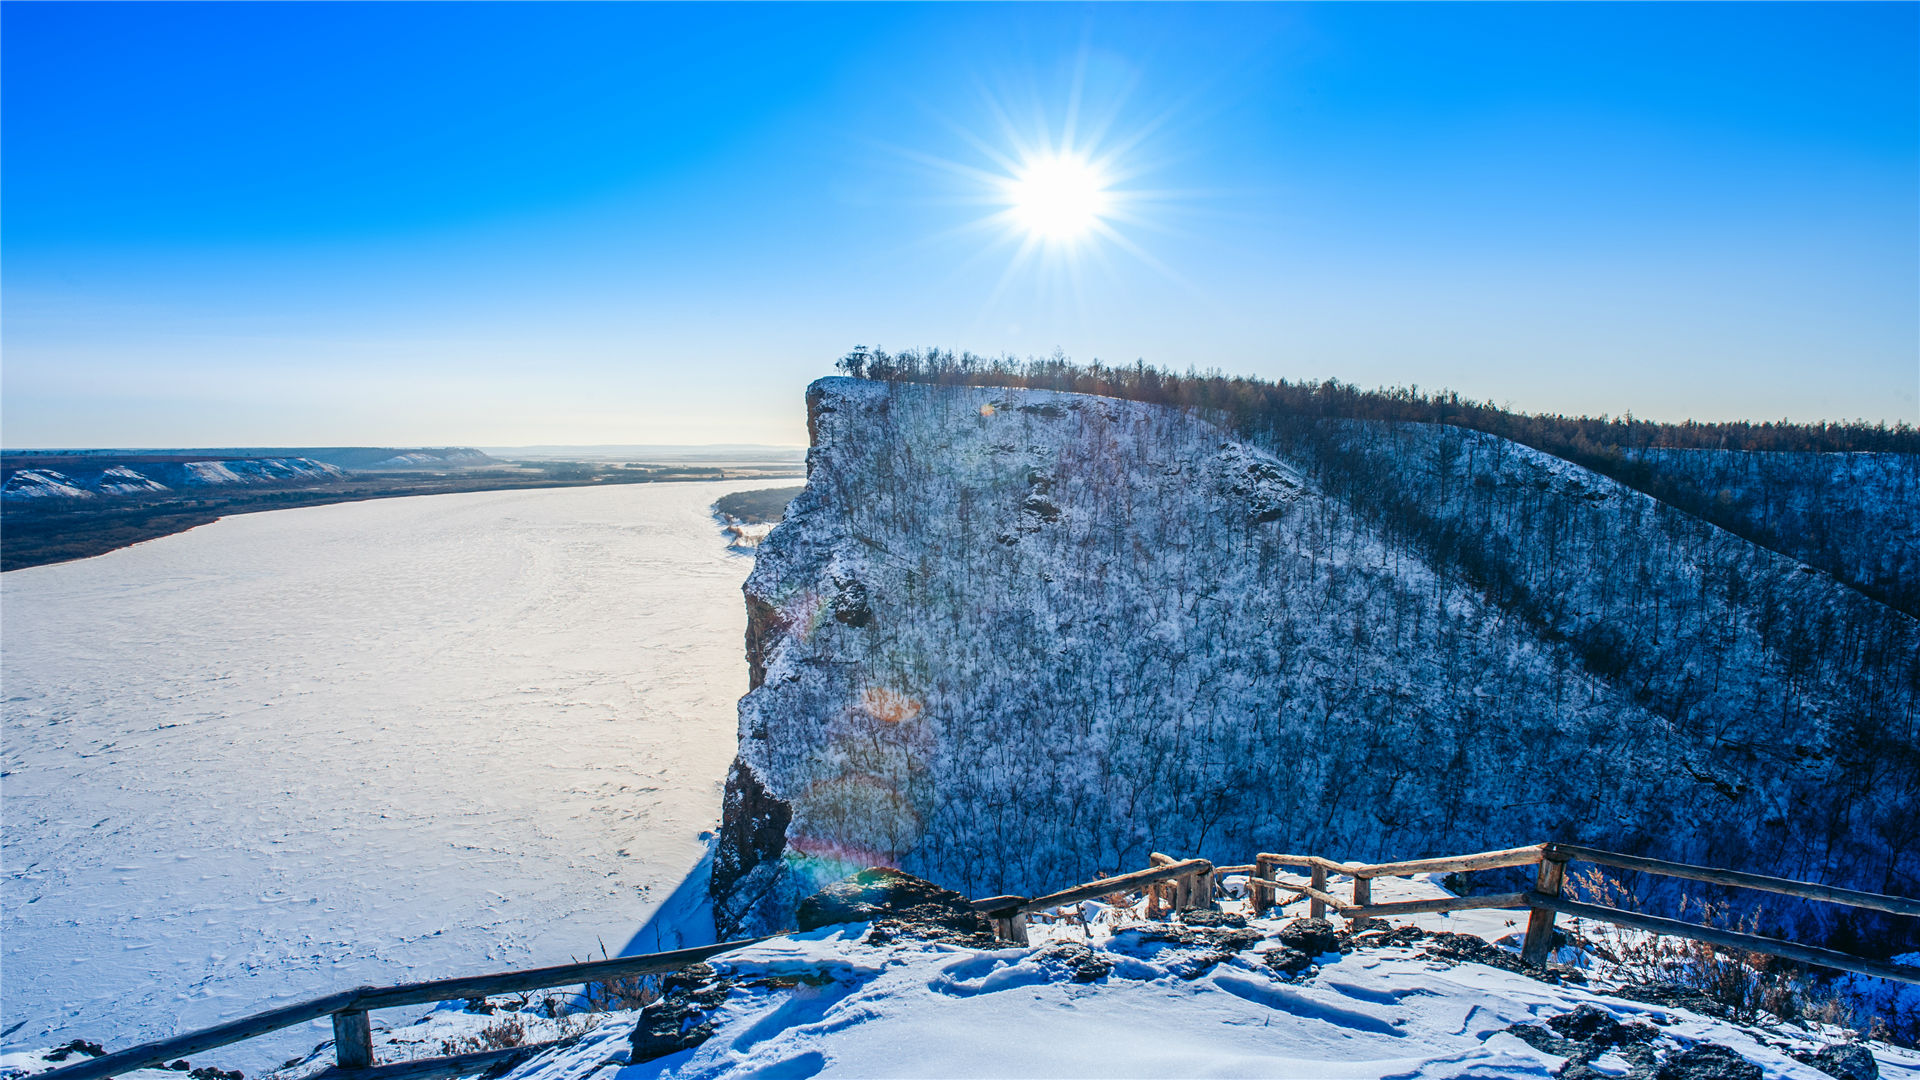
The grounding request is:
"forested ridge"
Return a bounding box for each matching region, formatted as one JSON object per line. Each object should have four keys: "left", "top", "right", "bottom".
{"left": 836, "top": 347, "right": 1920, "bottom": 614}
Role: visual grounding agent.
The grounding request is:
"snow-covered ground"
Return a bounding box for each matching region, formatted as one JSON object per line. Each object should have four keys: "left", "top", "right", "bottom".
{"left": 32, "top": 872, "right": 1900, "bottom": 1080}
{"left": 1, "top": 482, "right": 767, "bottom": 1072}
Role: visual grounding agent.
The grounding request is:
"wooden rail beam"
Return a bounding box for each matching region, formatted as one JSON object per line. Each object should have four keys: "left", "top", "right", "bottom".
{"left": 1019, "top": 859, "right": 1213, "bottom": 915}
{"left": 1547, "top": 844, "right": 1920, "bottom": 918}
{"left": 37, "top": 990, "right": 369, "bottom": 1080}
{"left": 349, "top": 938, "right": 768, "bottom": 1012}
{"left": 1528, "top": 894, "right": 1920, "bottom": 985}
{"left": 1349, "top": 892, "right": 1531, "bottom": 919}
{"left": 1249, "top": 876, "right": 1355, "bottom": 916}
{"left": 1256, "top": 853, "right": 1362, "bottom": 876}
{"left": 36, "top": 939, "right": 770, "bottom": 1080}
{"left": 1348, "top": 845, "right": 1547, "bottom": 881}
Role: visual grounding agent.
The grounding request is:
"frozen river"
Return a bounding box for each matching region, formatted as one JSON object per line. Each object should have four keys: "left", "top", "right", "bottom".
{"left": 1, "top": 482, "right": 768, "bottom": 1070}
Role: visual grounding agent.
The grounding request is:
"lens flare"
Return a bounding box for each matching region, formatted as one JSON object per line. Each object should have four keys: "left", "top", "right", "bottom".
{"left": 1007, "top": 153, "right": 1112, "bottom": 243}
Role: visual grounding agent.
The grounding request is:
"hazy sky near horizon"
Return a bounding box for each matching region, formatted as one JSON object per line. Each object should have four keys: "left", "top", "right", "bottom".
{"left": 4, "top": 2, "right": 1916, "bottom": 447}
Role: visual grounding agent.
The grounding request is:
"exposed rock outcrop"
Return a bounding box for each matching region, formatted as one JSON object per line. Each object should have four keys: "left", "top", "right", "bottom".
{"left": 711, "top": 377, "right": 1919, "bottom": 946}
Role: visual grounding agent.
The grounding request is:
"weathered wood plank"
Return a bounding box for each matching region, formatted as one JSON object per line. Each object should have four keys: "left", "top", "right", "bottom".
{"left": 36, "top": 989, "right": 368, "bottom": 1080}
{"left": 989, "top": 912, "right": 1030, "bottom": 946}
{"left": 1528, "top": 895, "right": 1920, "bottom": 985}
{"left": 332, "top": 1010, "right": 374, "bottom": 1069}
{"left": 971, "top": 895, "right": 1027, "bottom": 914}
{"left": 1256, "top": 853, "right": 1362, "bottom": 876}
{"left": 1310, "top": 864, "right": 1329, "bottom": 919}
{"left": 1547, "top": 843, "right": 1920, "bottom": 918}
{"left": 1251, "top": 856, "right": 1279, "bottom": 917}
{"left": 1350, "top": 892, "right": 1531, "bottom": 918}
{"left": 1349, "top": 845, "right": 1546, "bottom": 880}
{"left": 1298, "top": 884, "right": 1355, "bottom": 915}
{"left": 1521, "top": 854, "right": 1568, "bottom": 966}
{"left": 1020, "top": 859, "right": 1213, "bottom": 915}
{"left": 350, "top": 938, "right": 770, "bottom": 1011}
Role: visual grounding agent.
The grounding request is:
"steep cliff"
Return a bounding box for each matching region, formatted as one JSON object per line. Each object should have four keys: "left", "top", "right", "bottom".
{"left": 713, "top": 378, "right": 1920, "bottom": 948}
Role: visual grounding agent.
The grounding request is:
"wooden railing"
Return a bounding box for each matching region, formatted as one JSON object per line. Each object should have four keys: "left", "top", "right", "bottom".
{"left": 1245, "top": 841, "right": 1919, "bottom": 985}
{"left": 36, "top": 842, "right": 1918, "bottom": 1080}
{"left": 36, "top": 939, "right": 769, "bottom": 1080}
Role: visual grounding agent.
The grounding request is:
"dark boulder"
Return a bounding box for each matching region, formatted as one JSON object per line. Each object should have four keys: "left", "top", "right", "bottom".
{"left": 1034, "top": 942, "right": 1113, "bottom": 983}
{"left": 1276, "top": 918, "right": 1340, "bottom": 956}
{"left": 1655, "top": 1043, "right": 1762, "bottom": 1080}
{"left": 1262, "top": 946, "right": 1314, "bottom": 976}
{"left": 1795, "top": 1044, "right": 1880, "bottom": 1080}
{"left": 44, "top": 1042, "right": 105, "bottom": 1063}
{"left": 629, "top": 963, "right": 731, "bottom": 1063}
{"left": 1546, "top": 1004, "right": 1658, "bottom": 1049}
{"left": 1178, "top": 908, "right": 1246, "bottom": 928}
{"left": 1422, "top": 931, "right": 1585, "bottom": 984}
{"left": 797, "top": 867, "right": 999, "bottom": 947}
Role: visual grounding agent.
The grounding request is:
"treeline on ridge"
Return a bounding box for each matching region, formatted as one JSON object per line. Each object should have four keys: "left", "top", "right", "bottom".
{"left": 835, "top": 346, "right": 1918, "bottom": 455}
{"left": 835, "top": 346, "right": 1919, "bottom": 614}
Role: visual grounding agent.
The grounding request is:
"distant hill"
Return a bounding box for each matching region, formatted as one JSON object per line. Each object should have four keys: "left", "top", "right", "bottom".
{"left": 2, "top": 457, "right": 349, "bottom": 503}
{"left": 483, "top": 444, "right": 806, "bottom": 463}
{"left": 1, "top": 446, "right": 494, "bottom": 475}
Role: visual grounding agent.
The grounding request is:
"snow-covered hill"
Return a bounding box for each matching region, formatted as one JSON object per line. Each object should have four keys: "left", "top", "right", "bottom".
{"left": 0, "top": 458, "right": 346, "bottom": 501}
{"left": 713, "top": 379, "right": 1919, "bottom": 951}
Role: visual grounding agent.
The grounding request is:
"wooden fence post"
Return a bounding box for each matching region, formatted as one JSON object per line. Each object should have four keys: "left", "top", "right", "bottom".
{"left": 1353, "top": 873, "right": 1371, "bottom": 910}
{"left": 1195, "top": 867, "right": 1217, "bottom": 912}
{"left": 990, "top": 911, "right": 1029, "bottom": 946}
{"left": 332, "top": 1010, "right": 373, "bottom": 1070}
{"left": 1309, "top": 863, "right": 1328, "bottom": 920}
{"left": 1521, "top": 850, "right": 1570, "bottom": 966}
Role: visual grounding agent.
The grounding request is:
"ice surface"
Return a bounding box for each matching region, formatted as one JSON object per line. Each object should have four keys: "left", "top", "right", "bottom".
{"left": 1, "top": 482, "right": 764, "bottom": 1072}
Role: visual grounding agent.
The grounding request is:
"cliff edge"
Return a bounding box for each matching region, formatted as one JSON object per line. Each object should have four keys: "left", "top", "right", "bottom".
{"left": 712, "top": 377, "right": 1919, "bottom": 946}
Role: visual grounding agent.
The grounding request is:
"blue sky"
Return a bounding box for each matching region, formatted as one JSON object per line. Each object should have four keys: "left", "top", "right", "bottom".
{"left": 4, "top": 2, "right": 1915, "bottom": 446}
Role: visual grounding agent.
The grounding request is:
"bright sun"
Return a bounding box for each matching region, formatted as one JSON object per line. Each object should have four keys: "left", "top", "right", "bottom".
{"left": 1008, "top": 153, "right": 1111, "bottom": 243}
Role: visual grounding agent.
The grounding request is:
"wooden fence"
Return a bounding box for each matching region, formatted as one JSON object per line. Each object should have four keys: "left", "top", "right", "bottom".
{"left": 36, "top": 843, "right": 1918, "bottom": 1080}
{"left": 1244, "top": 842, "right": 1919, "bottom": 984}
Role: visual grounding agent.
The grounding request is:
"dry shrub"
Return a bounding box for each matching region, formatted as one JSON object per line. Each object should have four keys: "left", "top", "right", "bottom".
{"left": 1565, "top": 868, "right": 1858, "bottom": 1032}
{"left": 438, "top": 1015, "right": 526, "bottom": 1057}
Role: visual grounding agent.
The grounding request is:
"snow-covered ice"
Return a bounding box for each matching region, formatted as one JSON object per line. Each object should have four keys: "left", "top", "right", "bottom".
{"left": 1, "top": 482, "right": 766, "bottom": 1072}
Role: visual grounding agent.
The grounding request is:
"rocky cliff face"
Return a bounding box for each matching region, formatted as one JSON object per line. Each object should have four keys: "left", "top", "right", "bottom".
{"left": 711, "top": 378, "right": 1919, "bottom": 947}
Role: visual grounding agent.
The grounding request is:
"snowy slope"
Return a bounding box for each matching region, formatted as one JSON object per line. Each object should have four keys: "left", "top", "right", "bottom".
{"left": 0, "top": 458, "right": 346, "bottom": 501}
{"left": 713, "top": 379, "right": 1919, "bottom": 946}
{"left": 1622, "top": 447, "right": 1920, "bottom": 615}
{"left": 11, "top": 872, "right": 1912, "bottom": 1080}
{"left": 236, "top": 882, "right": 1920, "bottom": 1080}
{"left": 1, "top": 482, "right": 764, "bottom": 1073}
{"left": 1, "top": 470, "right": 96, "bottom": 499}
